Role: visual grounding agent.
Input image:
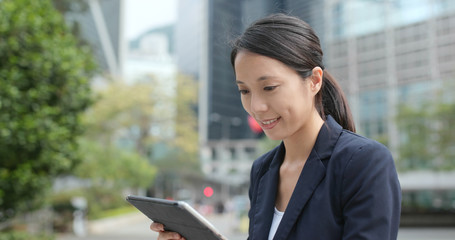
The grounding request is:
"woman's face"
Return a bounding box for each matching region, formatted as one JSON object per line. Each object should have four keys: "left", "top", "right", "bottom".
{"left": 234, "top": 50, "right": 321, "bottom": 141}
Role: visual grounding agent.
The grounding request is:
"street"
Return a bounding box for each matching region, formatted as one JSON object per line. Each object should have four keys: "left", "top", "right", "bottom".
{"left": 57, "top": 212, "right": 455, "bottom": 240}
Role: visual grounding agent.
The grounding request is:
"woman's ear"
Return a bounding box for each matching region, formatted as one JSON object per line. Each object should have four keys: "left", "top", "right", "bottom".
{"left": 310, "top": 66, "right": 323, "bottom": 94}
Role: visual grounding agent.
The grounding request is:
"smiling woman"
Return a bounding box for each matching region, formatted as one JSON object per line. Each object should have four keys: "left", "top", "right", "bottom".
{"left": 228, "top": 13, "right": 401, "bottom": 240}
{"left": 149, "top": 13, "right": 402, "bottom": 240}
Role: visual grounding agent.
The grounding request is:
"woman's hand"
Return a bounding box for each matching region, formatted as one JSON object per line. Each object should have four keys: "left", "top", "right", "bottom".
{"left": 150, "top": 222, "right": 186, "bottom": 240}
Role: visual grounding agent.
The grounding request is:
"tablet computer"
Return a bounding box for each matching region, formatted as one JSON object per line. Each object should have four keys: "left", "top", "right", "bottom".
{"left": 126, "top": 195, "right": 227, "bottom": 240}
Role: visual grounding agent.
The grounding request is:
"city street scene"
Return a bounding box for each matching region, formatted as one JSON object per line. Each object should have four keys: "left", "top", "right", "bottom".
{"left": 1, "top": 0, "right": 455, "bottom": 239}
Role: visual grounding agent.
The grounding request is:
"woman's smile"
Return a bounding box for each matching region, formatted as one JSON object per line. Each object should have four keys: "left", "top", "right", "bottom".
{"left": 258, "top": 117, "right": 281, "bottom": 130}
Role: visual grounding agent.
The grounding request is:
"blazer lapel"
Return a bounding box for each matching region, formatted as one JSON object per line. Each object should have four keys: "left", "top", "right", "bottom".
{"left": 272, "top": 151, "right": 326, "bottom": 240}
{"left": 251, "top": 144, "right": 284, "bottom": 240}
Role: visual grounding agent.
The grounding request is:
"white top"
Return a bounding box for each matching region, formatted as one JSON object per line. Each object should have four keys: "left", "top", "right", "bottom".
{"left": 268, "top": 207, "right": 285, "bottom": 240}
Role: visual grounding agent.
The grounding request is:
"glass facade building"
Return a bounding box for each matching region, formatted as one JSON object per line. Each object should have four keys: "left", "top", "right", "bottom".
{"left": 325, "top": 0, "right": 455, "bottom": 214}
{"left": 325, "top": 0, "right": 455, "bottom": 151}
{"left": 205, "top": 0, "right": 246, "bottom": 140}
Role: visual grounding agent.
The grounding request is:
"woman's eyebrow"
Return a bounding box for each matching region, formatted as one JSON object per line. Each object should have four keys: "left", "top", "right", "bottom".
{"left": 236, "top": 75, "right": 277, "bottom": 84}
{"left": 258, "top": 75, "right": 274, "bottom": 81}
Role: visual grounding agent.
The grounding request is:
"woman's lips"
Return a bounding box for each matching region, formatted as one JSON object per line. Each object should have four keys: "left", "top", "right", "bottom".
{"left": 258, "top": 117, "right": 280, "bottom": 130}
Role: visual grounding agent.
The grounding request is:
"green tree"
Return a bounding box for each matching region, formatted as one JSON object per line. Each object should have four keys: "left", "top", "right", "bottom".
{"left": 83, "top": 77, "right": 173, "bottom": 156}
{"left": 396, "top": 81, "right": 455, "bottom": 171}
{"left": 146, "top": 74, "right": 201, "bottom": 198}
{"left": 83, "top": 74, "right": 200, "bottom": 172}
{"left": 76, "top": 73, "right": 200, "bottom": 201}
{"left": 75, "top": 79, "right": 162, "bottom": 197}
{"left": 161, "top": 73, "right": 200, "bottom": 171}
{"left": 0, "top": 0, "right": 96, "bottom": 221}
{"left": 75, "top": 138, "right": 157, "bottom": 190}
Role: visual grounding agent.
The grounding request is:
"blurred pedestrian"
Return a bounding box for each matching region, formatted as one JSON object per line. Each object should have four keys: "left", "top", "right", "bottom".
{"left": 215, "top": 201, "right": 225, "bottom": 214}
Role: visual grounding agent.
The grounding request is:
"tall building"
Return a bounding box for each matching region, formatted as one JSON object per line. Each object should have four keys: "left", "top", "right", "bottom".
{"left": 323, "top": 0, "right": 455, "bottom": 216}
{"left": 175, "top": 0, "right": 204, "bottom": 79}
{"left": 324, "top": 0, "right": 455, "bottom": 151}
{"left": 61, "top": 0, "right": 124, "bottom": 77}
{"left": 201, "top": 0, "right": 253, "bottom": 187}
{"left": 176, "top": 0, "right": 261, "bottom": 189}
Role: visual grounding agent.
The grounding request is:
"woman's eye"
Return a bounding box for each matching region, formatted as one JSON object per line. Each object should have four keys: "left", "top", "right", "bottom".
{"left": 239, "top": 89, "right": 250, "bottom": 95}
{"left": 264, "top": 86, "right": 277, "bottom": 91}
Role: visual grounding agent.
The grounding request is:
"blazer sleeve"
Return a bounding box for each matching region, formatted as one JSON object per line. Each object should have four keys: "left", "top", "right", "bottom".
{"left": 341, "top": 141, "right": 401, "bottom": 240}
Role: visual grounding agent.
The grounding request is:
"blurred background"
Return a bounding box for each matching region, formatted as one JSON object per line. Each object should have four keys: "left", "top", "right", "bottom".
{"left": 1, "top": 0, "right": 455, "bottom": 239}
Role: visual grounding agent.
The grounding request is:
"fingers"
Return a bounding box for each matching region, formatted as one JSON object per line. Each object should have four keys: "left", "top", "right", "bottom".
{"left": 150, "top": 222, "right": 185, "bottom": 240}
{"left": 158, "top": 231, "right": 185, "bottom": 240}
{"left": 150, "top": 222, "right": 165, "bottom": 232}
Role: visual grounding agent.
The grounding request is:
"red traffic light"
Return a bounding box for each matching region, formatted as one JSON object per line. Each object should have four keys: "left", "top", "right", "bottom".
{"left": 203, "top": 186, "right": 214, "bottom": 198}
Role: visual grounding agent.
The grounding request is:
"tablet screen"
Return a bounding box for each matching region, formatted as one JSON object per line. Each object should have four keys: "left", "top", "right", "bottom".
{"left": 126, "top": 195, "right": 227, "bottom": 240}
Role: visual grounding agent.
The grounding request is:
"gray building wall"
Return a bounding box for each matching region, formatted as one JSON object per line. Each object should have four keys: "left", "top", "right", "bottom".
{"left": 325, "top": 0, "right": 455, "bottom": 156}
{"left": 176, "top": 0, "right": 204, "bottom": 78}
{"left": 63, "top": 0, "right": 124, "bottom": 76}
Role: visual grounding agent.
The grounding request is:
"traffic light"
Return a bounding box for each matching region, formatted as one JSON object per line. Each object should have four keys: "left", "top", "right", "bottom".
{"left": 203, "top": 186, "right": 214, "bottom": 198}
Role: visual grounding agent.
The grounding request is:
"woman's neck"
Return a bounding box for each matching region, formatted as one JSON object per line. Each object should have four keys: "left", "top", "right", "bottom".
{"left": 282, "top": 113, "right": 324, "bottom": 164}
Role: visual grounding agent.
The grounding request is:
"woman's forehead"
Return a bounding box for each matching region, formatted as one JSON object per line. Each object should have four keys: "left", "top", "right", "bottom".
{"left": 235, "top": 52, "right": 296, "bottom": 80}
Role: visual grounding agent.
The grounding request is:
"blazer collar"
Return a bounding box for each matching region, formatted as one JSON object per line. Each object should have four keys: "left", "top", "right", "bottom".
{"left": 312, "top": 115, "right": 343, "bottom": 162}
{"left": 251, "top": 115, "right": 343, "bottom": 240}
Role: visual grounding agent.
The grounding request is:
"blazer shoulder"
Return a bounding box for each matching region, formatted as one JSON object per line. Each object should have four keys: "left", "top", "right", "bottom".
{"left": 332, "top": 130, "right": 394, "bottom": 169}
{"left": 336, "top": 130, "right": 396, "bottom": 175}
{"left": 337, "top": 130, "right": 391, "bottom": 155}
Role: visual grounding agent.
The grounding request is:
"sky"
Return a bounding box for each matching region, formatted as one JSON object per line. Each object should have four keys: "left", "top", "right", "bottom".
{"left": 124, "top": 0, "right": 177, "bottom": 40}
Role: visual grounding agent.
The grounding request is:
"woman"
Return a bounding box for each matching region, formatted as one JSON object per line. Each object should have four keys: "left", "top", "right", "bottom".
{"left": 151, "top": 13, "right": 401, "bottom": 240}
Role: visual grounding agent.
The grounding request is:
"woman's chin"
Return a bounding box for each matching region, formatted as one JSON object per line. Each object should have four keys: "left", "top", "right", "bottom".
{"left": 264, "top": 132, "right": 283, "bottom": 141}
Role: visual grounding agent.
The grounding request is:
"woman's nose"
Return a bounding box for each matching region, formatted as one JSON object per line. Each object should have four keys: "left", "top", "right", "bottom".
{"left": 250, "top": 93, "right": 268, "bottom": 113}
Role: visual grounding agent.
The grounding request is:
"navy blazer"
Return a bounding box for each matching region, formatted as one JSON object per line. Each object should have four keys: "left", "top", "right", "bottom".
{"left": 248, "top": 116, "right": 401, "bottom": 240}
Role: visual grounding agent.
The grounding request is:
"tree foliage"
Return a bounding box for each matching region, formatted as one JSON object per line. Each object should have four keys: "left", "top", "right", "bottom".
{"left": 396, "top": 81, "right": 455, "bottom": 171}
{"left": 83, "top": 77, "right": 174, "bottom": 156}
{"left": 0, "top": 0, "right": 96, "bottom": 221}
{"left": 71, "top": 79, "right": 161, "bottom": 199}
{"left": 163, "top": 73, "right": 200, "bottom": 171}
{"left": 75, "top": 138, "right": 157, "bottom": 189}
{"left": 76, "top": 73, "right": 199, "bottom": 200}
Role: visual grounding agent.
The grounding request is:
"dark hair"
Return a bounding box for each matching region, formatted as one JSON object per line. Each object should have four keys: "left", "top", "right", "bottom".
{"left": 230, "top": 13, "right": 356, "bottom": 132}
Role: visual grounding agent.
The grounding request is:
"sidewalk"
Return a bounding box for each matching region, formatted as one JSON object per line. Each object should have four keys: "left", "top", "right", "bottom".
{"left": 57, "top": 212, "right": 157, "bottom": 240}
{"left": 57, "top": 211, "right": 248, "bottom": 240}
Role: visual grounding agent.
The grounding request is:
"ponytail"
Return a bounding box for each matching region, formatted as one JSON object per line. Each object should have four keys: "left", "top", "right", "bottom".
{"left": 316, "top": 70, "right": 356, "bottom": 132}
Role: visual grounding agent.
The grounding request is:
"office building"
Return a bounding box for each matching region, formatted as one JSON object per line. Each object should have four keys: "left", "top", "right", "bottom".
{"left": 324, "top": 0, "right": 455, "bottom": 217}
{"left": 325, "top": 0, "right": 455, "bottom": 151}
{"left": 61, "top": 0, "right": 124, "bottom": 77}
